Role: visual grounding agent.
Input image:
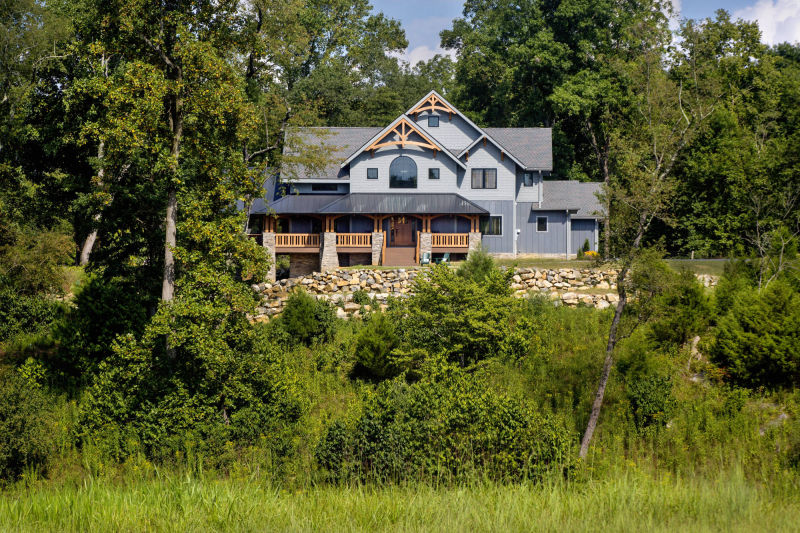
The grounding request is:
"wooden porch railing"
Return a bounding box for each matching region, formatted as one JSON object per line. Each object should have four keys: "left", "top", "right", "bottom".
{"left": 336, "top": 233, "right": 372, "bottom": 247}
{"left": 415, "top": 231, "right": 420, "bottom": 264}
{"left": 276, "top": 233, "right": 319, "bottom": 247}
{"left": 431, "top": 233, "right": 469, "bottom": 247}
{"left": 381, "top": 231, "right": 387, "bottom": 265}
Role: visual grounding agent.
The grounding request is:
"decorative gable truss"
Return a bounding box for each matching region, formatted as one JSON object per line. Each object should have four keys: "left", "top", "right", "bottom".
{"left": 409, "top": 92, "right": 457, "bottom": 119}
{"left": 341, "top": 115, "right": 466, "bottom": 170}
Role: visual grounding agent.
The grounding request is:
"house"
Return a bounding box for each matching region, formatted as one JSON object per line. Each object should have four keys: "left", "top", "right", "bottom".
{"left": 246, "top": 91, "right": 603, "bottom": 279}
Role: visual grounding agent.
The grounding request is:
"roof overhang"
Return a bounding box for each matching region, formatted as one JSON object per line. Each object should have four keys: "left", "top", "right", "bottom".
{"left": 318, "top": 193, "right": 488, "bottom": 215}
{"left": 457, "top": 134, "right": 526, "bottom": 169}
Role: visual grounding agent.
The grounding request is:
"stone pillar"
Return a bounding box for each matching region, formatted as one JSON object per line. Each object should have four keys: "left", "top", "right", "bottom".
{"left": 371, "top": 232, "right": 384, "bottom": 265}
{"left": 262, "top": 231, "right": 276, "bottom": 281}
{"left": 468, "top": 232, "right": 481, "bottom": 256}
{"left": 419, "top": 232, "right": 432, "bottom": 262}
{"left": 320, "top": 232, "right": 339, "bottom": 271}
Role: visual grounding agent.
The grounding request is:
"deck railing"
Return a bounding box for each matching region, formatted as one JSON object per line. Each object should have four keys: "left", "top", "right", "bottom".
{"left": 431, "top": 233, "right": 469, "bottom": 248}
{"left": 276, "top": 233, "right": 319, "bottom": 248}
{"left": 336, "top": 233, "right": 372, "bottom": 247}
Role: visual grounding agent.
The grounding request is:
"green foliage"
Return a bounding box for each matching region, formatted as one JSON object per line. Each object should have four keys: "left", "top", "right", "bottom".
{"left": 351, "top": 289, "right": 370, "bottom": 306}
{"left": 0, "top": 368, "right": 54, "bottom": 481}
{"left": 352, "top": 312, "right": 402, "bottom": 381}
{"left": 456, "top": 245, "right": 505, "bottom": 286}
{"left": 0, "top": 226, "right": 72, "bottom": 296}
{"left": 316, "top": 359, "right": 572, "bottom": 483}
{"left": 280, "top": 289, "right": 336, "bottom": 346}
{"left": 708, "top": 281, "right": 800, "bottom": 389}
{"left": 0, "top": 289, "right": 65, "bottom": 345}
{"left": 627, "top": 375, "right": 676, "bottom": 432}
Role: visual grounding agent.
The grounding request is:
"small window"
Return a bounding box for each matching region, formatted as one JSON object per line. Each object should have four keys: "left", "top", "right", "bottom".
{"left": 428, "top": 115, "right": 439, "bottom": 127}
{"left": 537, "top": 216, "right": 548, "bottom": 232}
{"left": 522, "top": 172, "right": 534, "bottom": 187}
{"left": 429, "top": 168, "right": 440, "bottom": 179}
{"left": 479, "top": 216, "right": 502, "bottom": 235}
{"left": 311, "top": 183, "right": 338, "bottom": 192}
{"left": 471, "top": 168, "right": 497, "bottom": 189}
{"left": 367, "top": 168, "right": 378, "bottom": 179}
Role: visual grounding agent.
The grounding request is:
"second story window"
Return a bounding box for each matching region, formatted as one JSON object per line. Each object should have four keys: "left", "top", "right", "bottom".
{"left": 367, "top": 168, "right": 378, "bottom": 179}
{"left": 389, "top": 156, "right": 417, "bottom": 188}
{"left": 522, "top": 172, "right": 534, "bottom": 187}
{"left": 471, "top": 168, "right": 497, "bottom": 189}
{"left": 428, "top": 115, "right": 439, "bottom": 127}
{"left": 429, "top": 168, "right": 440, "bottom": 179}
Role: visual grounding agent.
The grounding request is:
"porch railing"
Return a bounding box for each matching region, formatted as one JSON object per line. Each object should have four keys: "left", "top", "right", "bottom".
{"left": 432, "top": 233, "right": 469, "bottom": 247}
{"left": 336, "top": 233, "right": 372, "bottom": 247}
{"left": 276, "top": 233, "right": 319, "bottom": 248}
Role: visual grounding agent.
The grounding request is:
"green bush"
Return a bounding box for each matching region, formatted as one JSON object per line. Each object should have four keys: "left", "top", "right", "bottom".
{"left": 0, "top": 369, "right": 54, "bottom": 481}
{"left": 352, "top": 312, "right": 403, "bottom": 380}
{"left": 316, "top": 359, "right": 572, "bottom": 483}
{"left": 351, "top": 289, "right": 370, "bottom": 306}
{"left": 0, "top": 288, "right": 65, "bottom": 343}
{"left": 627, "top": 375, "right": 675, "bottom": 432}
{"left": 279, "top": 288, "right": 336, "bottom": 346}
{"left": 647, "top": 269, "right": 711, "bottom": 347}
{"left": 708, "top": 281, "right": 800, "bottom": 389}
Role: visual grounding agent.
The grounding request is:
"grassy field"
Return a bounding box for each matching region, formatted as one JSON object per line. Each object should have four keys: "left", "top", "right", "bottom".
{"left": 2, "top": 470, "right": 798, "bottom": 532}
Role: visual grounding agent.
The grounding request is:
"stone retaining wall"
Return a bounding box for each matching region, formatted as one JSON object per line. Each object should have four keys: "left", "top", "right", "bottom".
{"left": 251, "top": 266, "right": 717, "bottom": 319}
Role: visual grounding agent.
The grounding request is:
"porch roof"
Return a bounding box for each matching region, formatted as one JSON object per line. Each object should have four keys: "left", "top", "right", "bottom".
{"left": 319, "top": 193, "right": 489, "bottom": 215}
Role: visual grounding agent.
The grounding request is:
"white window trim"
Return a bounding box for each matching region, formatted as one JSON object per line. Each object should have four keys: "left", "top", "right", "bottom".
{"left": 536, "top": 215, "right": 548, "bottom": 233}
{"left": 481, "top": 214, "right": 503, "bottom": 237}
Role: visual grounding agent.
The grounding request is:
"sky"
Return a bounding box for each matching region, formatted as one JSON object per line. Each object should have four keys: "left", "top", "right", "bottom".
{"left": 371, "top": 0, "right": 800, "bottom": 65}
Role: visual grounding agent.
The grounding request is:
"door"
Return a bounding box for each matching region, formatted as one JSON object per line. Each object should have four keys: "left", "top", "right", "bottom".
{"left": 391, "top": 216, "right": 414, "bottom": 246}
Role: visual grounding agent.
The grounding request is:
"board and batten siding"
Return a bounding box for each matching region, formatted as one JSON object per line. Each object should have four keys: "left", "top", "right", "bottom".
{"left": 570, "top": 218, "right": 598, "bottom": 253}
{"left": 515, "top": 172, "right": 541, "bottom": 203}
{"left": 411, "top": 111, "right": 481, "bottom": 152}
{"left": 516, "top": 207, "right": 568, "bottom": 255}
{"left": 472, "top": 200, "right": 514, "bottom": 254}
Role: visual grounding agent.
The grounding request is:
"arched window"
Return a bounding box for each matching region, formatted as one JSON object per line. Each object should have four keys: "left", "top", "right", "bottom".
{"left": 389, "top": 156, "right": 417, "bottom": 189}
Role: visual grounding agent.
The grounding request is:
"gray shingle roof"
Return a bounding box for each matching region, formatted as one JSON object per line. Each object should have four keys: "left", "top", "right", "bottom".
{"left": 483, "top": 128, "right": 552, "bottom": 170}
{"left": 287, "top": 127, "right": 381, "bottom": 180}
{"left": 252, "top": 193, "right": 346, "bottom": 214}
{"left": 320, "top": 193, "right": 488, "bottom": 215}
{"left": 537, "top": 181, "right": 604, "bottom": 217}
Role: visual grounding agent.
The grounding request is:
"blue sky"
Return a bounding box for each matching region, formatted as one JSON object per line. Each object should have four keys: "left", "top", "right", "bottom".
{"left": 371, "top": 0, "right": 800, "bottom": 64}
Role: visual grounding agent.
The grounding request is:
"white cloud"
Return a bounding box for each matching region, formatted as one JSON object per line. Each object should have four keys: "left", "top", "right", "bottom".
{"left": 734, "top": 0, "right": 800, "bottom": 45}
{"left": 398, "top": 45, "right": 457, "bottom": 66}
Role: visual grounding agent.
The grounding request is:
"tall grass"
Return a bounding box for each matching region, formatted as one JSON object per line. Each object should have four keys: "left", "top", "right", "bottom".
{"left": 2, "top": 467, "right": 798, "bottom": 532}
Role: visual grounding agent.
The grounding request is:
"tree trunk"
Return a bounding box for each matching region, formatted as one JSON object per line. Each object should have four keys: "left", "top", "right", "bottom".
{"left": 161, "top": 87, "right": 183, "bottom": 302}
{"left": 79, "top": 139, "right": 106, "bottom": 266}
{"left": 579, "top": 265, "right": 628, "bottom": 458}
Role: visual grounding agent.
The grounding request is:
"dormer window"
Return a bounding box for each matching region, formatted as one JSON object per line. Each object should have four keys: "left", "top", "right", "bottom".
{"left": 428, "top": 115, "right": 439, "bottom": 127}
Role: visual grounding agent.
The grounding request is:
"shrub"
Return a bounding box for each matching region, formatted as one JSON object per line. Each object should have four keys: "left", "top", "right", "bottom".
{"left": 456, "top": 245, "right": 506, "bottom": 286}
{"left": 351, "top": 289, "right": 370, "bottom": 306}
{"left": 316, "top": 359, "right": 572, "bottom": 482}
{"left": 0, "top": 369, "right": 54, "bottom": 481}
{"left": 627, "top": 375, "right": 675, "bottom": 432}
{"left": 279, "top": 288, "right": 336, "bottom": 346}
{"left": 708, "top": 281, "right": 800, "bottom": 389}
{"left": 352, "top": 312, "right": 403, "bottom": 380}
{"left": 0, "top": 288, "right": 65, "bottom": 344}
{"left": 646, "top": 269, "right": 711, "bottom": 347}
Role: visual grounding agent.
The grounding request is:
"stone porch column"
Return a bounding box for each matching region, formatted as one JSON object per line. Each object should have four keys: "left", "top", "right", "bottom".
{"left": 468, "top": 232, "right": 481, "bottom": 256}
{"left": 320, "top": 232, "right": 339, "bottom": 271}
{"left": 419, "top": 232, "right": 432, "bottom": 262}
{"left": 262, "top": 231, "right": 276, "bottom": 281}
{"left": 371, "top": 232, "right": 384, "bottom": 265}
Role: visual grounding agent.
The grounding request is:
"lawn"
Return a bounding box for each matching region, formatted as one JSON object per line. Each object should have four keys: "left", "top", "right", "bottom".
{"left": 2, "top": 470, "right": 798, "bottom": 532}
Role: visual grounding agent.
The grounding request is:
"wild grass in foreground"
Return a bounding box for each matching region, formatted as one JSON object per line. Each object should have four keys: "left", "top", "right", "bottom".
{"left": 2, "top": 469, "right": 799, "bottom": 532}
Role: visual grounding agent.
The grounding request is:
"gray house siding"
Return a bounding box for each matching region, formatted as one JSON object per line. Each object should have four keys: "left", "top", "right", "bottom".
{"left": 516, "top": 207, "right": 568, "bottom": 255}
{"left": 515, "top": 171, "right": 541, "bottom": 203}
{"left": 412, "top": 111, "right": 480, "bottom": 152}
{"left": 473, "top": 200, "right": 514, "bottom": 254}
{"left": 571, "top": 219, "right": 597, "bottom": 253}
{"left": 349, "top": 145, "right": 461, "bottom": 195}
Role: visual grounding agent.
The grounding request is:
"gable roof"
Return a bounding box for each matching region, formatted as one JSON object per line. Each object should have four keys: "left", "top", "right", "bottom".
{"left": 535, "top": 181, "right": 604, "bottom": 218}
{"left": 286, "top": 127, "right": 380, "bottom": 180}
{"left": 484, "top": 128, "right": 552, "bottom": 170}
{"left": 340, "top": 115, "right": 467, "bottom": 170}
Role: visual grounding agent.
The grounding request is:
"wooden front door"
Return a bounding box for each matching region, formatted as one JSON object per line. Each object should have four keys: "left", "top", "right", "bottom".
{"left": 391, "top": 216, "right": 415, "bottom": 246}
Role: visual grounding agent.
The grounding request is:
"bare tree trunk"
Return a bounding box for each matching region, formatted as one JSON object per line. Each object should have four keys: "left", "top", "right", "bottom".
{"left": 161, "top": 87, "right": 183, "bottom": 303}
{"left": 579, "top": 265, "right": 628, "bottom": 458}
{"left": 79, "top": 140, "right": 106, "bottom": 266}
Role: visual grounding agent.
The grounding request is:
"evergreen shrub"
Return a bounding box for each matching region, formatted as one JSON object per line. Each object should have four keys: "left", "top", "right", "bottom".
{"left": 280, "top": 288, "right": 336, "bottom": 346}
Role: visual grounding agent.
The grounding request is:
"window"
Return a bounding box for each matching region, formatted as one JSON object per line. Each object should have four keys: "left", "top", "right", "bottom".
{"left": 389, "top": 156, "right": 417, "bottom": 188}
{"left": 479, "top": 216, "right": 502, "bottom": 235}
{"left": 429, "top": 168, "right": 440, "bottom": 179}
{"left": 537, "top": 216, "right": 548, "bottom": 232}
{"left": 428, "top": 115, "right": 439, "bottom": 127}
{"left": 311, "top": 183, "right": 338, "bottom": 192}
{"left": 522, "top": 172, "right": 534, "bottom": 187}
{"left": 471, "top": 168, "right": 497, "bottom": 189}
{"left": 367, "top": 168, "right": 378, "bottom": 179}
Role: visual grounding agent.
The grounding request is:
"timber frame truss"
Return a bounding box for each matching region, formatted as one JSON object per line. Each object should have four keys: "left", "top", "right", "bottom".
{"left": 367, "top": 117, "right": 440, "bottom": 158}
{"left": 410, "top": 93, "right": 457, "bottom": 119}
